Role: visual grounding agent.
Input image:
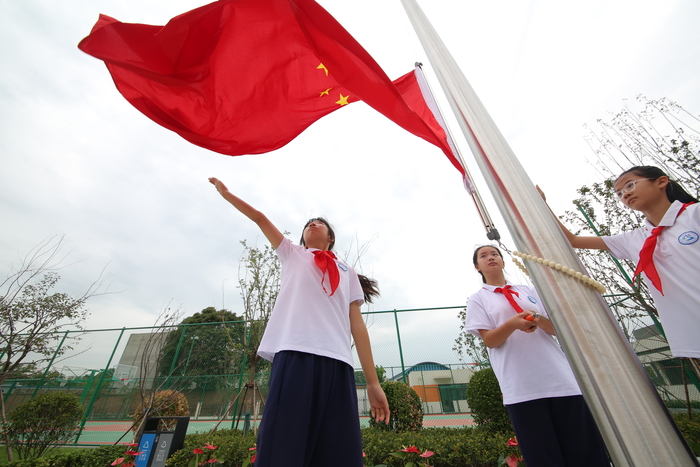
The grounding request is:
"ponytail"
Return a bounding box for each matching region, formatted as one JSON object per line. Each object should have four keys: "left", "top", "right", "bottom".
{"left": 666, "top": 179, "right": 699, "bottom": 204}
{"left": 358, "top": 274, "right": 380, "bottom": 304}
{"left": 617, "top": 165, "right": 698, "bottom": 204}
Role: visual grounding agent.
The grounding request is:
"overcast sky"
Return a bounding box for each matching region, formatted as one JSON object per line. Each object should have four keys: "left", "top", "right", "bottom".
{"left": 1, "top": 0, "right": 698, "bottom": 370}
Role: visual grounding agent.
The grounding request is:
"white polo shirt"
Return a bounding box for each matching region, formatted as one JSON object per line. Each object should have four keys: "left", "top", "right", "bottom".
{"left": 603, "top": 201, "right": 700, "bottom": 358}
{"left": 465, "top": 284, "right": 581, "bottom": 405}
{"left": 257, "top": 238, "right": 364, "bottom": 367}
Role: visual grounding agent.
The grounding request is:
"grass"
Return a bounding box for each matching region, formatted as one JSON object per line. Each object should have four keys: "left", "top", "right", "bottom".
{"left": 0, "top": 446, "right": 87, "bottom": 465}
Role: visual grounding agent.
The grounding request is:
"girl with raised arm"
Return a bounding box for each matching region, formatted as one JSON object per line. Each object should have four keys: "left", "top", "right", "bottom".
{"left": 465, "top": 245, "right": 609, "bottom": 467}
{"left": 208, "top": 177, "right": 389, "bottom": 467}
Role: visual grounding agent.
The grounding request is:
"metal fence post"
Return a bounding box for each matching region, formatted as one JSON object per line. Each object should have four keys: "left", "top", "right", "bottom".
{"left": 393, "top": 310, "right": 407, "bottom": 383}
{"left": 76, "top": 327, "right": 126, "bottom": 443}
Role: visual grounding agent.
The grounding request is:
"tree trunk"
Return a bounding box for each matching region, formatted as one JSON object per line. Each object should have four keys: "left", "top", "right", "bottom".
{"left": 0, "top": 392, "right": 13, "bottom": 462}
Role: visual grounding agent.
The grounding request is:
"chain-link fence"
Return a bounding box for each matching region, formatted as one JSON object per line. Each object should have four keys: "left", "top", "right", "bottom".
{"left": 2, "top": 305, "right": 698, "bottom": 439}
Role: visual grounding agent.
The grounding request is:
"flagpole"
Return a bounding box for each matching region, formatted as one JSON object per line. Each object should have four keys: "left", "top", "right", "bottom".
{"left": 413, "top": 63, "right": 500, "bottom": 241}
{"left": 400, "top": 1, "right": 699, "bottom": 466}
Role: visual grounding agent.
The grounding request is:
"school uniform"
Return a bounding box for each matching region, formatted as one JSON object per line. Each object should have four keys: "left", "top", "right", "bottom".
{"left": 603, "top": 201, "right": 700, "bottom": 358}
{"left": 256, "top": 237, "right": 365, "bottom": 467}
{"left": 466, "top": 284, "right": 609, "bottom": 467}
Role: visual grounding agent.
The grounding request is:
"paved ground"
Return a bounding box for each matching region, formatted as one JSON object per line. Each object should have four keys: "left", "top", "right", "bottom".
{"left": 77, "top": 413, "right": 475, "bottom": 445}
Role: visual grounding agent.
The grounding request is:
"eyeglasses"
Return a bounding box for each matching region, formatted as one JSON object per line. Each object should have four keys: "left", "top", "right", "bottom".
{"left": 615, "top": 178, "right": 654, "bottom": 198}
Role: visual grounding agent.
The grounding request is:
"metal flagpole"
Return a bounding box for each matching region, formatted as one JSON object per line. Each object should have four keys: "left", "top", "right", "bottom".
{"left": 413, "top": 63, "right": 500, "bottom": 241}
{"left": 399, "top": 1, "right": 699, "bottom": 465}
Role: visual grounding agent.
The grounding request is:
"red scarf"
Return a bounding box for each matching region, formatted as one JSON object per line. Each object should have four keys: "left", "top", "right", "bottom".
{"left": 312, "top": 250, "right": 339, "bottom": 296}
{"left": 633, "top": 202, "right": 694, "bottom": 295}
{"left": 492, "top": 285, "right": 535, "bottom": 321}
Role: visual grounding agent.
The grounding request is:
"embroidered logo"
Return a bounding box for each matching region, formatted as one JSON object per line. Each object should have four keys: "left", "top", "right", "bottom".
{"left": 337, "top": 263, "right": 348, "bottom": 272}
{"left": 678, "top": 231, "right": 699, "bottom": 245}
{"left": 527, "top": 296, "right": 537, "bottom": 304}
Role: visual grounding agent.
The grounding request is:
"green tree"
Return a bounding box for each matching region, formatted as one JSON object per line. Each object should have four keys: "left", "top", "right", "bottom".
{"left": 3, "top": 362, "right": 62, "bottom": 381}
{"left": 158, "top": 307, "right": 246, "bottom": 381}
{"left": 6, "top": 392, "right": 84, "bottom": 460}
{"left": 237, "top": 240, "right": 280, "bottom": 382}
{"left": 453, "top": 306, "right": 490, "bottom": 368}
{"left": 0, "top": 235, "right": 105, "bottom": 461}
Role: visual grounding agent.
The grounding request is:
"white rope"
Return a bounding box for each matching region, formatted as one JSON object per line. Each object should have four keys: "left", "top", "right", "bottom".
{"left": 511, "top": 251, "right": 607, "bottom": 294}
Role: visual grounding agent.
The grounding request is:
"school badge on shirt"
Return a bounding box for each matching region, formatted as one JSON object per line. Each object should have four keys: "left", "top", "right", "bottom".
{"left": 337, "top": 263, "right": 348, "bottom": 272}
{"left": 678, "top": 231, "right": 699, "bottom": 245}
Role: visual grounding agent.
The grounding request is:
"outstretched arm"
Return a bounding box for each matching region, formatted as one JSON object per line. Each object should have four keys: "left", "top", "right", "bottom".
{"left": 208, "top": 177, "right": 284, "bottom": 249}
{"left": 537, "top": 186, "right": 608, "bottom": 250}
{"left": 349, "top": 300, "right": 390, "bottom": 424}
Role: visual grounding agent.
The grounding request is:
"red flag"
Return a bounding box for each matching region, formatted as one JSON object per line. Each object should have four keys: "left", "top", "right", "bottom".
{"left": 78, "top": 0, "right": 461, "bottom": 174}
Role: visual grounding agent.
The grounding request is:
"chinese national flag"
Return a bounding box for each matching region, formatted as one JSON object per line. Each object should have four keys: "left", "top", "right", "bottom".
{"left": 78, "top": 0, "right": 464, "bottom": 178}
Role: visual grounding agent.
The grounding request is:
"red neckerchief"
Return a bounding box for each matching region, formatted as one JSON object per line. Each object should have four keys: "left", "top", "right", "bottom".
{"left": 312, "top": 250, "right": 339, "bottom": 296}
{"left": 633, "top": 202, "right": 694, "bottom": 295}
{"left": 492, "top": 285, "right": 523, "bottom": 313}
{"left": 488, "top": 285, "right": 536, "bottom": 322}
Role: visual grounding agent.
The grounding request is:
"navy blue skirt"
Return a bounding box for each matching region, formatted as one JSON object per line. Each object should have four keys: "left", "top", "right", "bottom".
{"left": 506, "top": 395, "right": 609, "bottom": 467}
{"left": 255, "top": 351, "right": 363, "bottom": 467}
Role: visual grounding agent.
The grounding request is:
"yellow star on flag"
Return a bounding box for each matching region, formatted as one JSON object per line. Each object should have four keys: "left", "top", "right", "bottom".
{"left": 336, "top": 94, "right": 349, "bottom": 106}
{"left": 317, "top": 63, "right": 329, "bottom": 76}
{"left": 319, "top": 88, "right": 332, "bottom": 97}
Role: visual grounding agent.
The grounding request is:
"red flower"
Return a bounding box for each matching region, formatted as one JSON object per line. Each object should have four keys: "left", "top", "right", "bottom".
{"left": 193, "top": 448, "right": 205, "bottom": 455}
{"left": 249, "top": 446, "right": 257, "bottom": 451}
{"left": 123, "top": 462, "right": 135, "bottom": 467}
{"left": 250, "top": 454, "right": 256, "bottom": 463}
{"left": 124, "top": 451, "right": 140, "bottom": 456}
{"left": 506, "top": 437, "right": 519, "bottom": 447}
{"left": 204, "top": 443, "right": 217, "bottom": 450}
{"left": 400, "top": 445, "right": 421, "bottom": 454}
{"left": 505, "top": 454, "right": 520, "bottom": 467}
{"left": 206, "top": 459, "right": 218, "bottom": 464}
{"left": 420, "top": 450, "right": 434, "bottom": 458}
{"left": 111, "top": 457, "right": 124, "bottom": 466}
{"left": 124, "top": 442, "right": 139, "bottom": 447}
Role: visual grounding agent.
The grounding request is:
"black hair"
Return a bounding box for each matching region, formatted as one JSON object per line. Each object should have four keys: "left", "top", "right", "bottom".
{"left": 617, "top": 166, "right": 699, "bottom": 204}
{"left": 472, "top": 245, "right": 503, "bottom": 283}
{"left": 299, "top": 217, "right": 380, "bottom": 302}
{"left": 299, "top": 217, "right": 335, "bottom": 250}
{"left": 358, "top": 274, "right": 380, "bottom": 304}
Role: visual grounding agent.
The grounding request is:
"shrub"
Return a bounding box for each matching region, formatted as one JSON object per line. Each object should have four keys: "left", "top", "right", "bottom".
{"left": 132, "top": 389, "right": 189, "bottom": 431}
{"left": 5, "top": 445, "right": 124, "bottom": 467}
{"left": 465, "top": 368, "right": 512, "bottom": 433}
{"left": 672, "top": 412, "right": 700, "bottom": 456}
{"left": 368, "top": 381, "right": 423, "bottom": 432}
{"left": 5, "top": 392, "right": 84, "bottom": 460}
{"left": 361, "top": 426, "right": 513, "bottom": 467}
{"left": 165, "top": 429, "right": 256, "bottom": 467}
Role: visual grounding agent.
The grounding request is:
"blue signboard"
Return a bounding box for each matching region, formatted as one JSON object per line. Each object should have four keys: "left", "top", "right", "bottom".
{"left": 135, "top": 432, "right": 157, "bottom": 467}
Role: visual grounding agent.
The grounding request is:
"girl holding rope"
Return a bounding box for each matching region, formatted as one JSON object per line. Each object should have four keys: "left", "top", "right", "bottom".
{"left": 543, "top": 166, "right": 699, "bottom": 361}
{"left": 208, "top": 177, "right": 389, "bottom": 467}
{"left": 465, "top": 245, "right": 609, "bottom": 467}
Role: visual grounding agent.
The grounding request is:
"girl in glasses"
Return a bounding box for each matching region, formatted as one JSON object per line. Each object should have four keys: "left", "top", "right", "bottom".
{"left": 208, "top": 177, "right": 389, "bottom": 467}
{"left": 544, "top": 165, "right": 699, "bottom": 360}
{"left": 465, "top": 245, "right": 609, "bottom": 467}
